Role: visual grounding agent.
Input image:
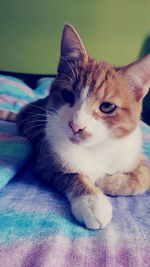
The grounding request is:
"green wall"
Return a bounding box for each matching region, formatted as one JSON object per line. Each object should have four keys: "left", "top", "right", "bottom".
{"left": 0, "top": 0, "right": 150, "bottom": 74}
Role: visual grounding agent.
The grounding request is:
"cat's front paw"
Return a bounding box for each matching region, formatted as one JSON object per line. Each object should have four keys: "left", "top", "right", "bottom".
{"left": 70, "top": 193, "right": 112, "bottom": 230}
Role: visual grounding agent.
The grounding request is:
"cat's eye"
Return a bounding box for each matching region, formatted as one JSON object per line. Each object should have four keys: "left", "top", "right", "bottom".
{"left": 61, "top": 89, "right": 75, "bottom": 106}
{"left": 99, "top": 102, "right": 117, "bottom": 114}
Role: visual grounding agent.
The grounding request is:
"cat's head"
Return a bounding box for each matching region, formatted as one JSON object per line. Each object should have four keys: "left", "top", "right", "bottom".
{"left": 48, "top": 24, "right": 150, "bottom": 147}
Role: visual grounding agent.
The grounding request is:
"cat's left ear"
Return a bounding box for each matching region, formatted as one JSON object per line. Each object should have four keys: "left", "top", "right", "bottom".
{"left": 122, "top": 54, "right": 150, "bottom": 101}
{"left": 60, "top": 24, "right": 88, "bottom": 61}
{"left": 57, "top": 24, "right": 88, "bottom": 76}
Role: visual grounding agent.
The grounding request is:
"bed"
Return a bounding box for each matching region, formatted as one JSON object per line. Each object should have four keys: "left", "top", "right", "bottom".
{"left": 0, "top": 75, "right": 150, "bottom": 267}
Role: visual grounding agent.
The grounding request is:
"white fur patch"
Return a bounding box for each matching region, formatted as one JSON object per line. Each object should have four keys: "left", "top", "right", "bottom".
{"left": 70, "top": 193, "right": 112, "bottom": 229}
{"left": 81, "top": 86, "right": 90, "bottom": 101}
{"left": 46, "top": 108, "right": 142, "bottom": 183}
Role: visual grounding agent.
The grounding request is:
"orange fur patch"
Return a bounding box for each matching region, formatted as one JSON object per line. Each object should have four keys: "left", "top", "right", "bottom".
{"left": 97, "top": 160, "right": 150, "bottom": 196}
{"left": 52, "top": 57, "right": 143, "bottom": 139}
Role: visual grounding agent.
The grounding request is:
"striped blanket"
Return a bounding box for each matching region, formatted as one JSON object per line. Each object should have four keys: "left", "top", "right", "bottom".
{"left": 0, "top": 76, "right": 150, "bottom": 267}
{"left": 0, "top": 120, "right": 149, "bottom": 267}
{"left": 0, "top": 75, "right": 52, "bottom": 188}
{"left": 0, "top": 120, "right": 31, "bottom": 189}
{"left": 0, "top": 75, "right": 53, "bottom": 121}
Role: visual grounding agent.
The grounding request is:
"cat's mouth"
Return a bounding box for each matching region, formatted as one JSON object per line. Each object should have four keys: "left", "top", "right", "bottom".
{"left": 69, "top": 130, "right": 92, "bottom": 144}
{"left": 67, "top": 120, "right": 92, "bottom": 144}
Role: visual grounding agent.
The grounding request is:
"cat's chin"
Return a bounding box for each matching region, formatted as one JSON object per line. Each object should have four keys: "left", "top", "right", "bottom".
{"left": 69, "top": 135, "right": 98, "bottom": 147}
{"left": 69, "top": 136, "right": 90, "bottom": 146}
{"left": 69, "top": 136, "right": 81, "bottom": 144}
{"left": 69, "top": 136, "right": 87, "bottom": 145}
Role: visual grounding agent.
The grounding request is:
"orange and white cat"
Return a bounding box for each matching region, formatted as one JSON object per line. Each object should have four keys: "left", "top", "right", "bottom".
{"left": 17, "top": 24, "right": 150, "bottom": 229}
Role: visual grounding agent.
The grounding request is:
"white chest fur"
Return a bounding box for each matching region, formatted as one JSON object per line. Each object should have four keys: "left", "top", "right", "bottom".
{"left": 46, "top": 122, "right": 142, "bottom": 184}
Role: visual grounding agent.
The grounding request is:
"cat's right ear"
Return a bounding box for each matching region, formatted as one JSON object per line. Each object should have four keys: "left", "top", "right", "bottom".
{"left": 122, "top": 54, "right": 150, "bottom": 101}
{"left": 57, "top": 24, "right": 88, "bottom": 76}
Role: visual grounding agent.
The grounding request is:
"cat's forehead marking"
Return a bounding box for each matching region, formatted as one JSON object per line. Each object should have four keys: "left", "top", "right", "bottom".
{"left": 81, "top": 86, "right": 90, "bottom": 100}
{"left": 78, "top": 60, "right": 117, "bottom": 96}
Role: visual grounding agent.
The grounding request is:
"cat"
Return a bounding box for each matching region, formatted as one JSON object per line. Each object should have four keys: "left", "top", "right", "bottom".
{"left": 17, "top": 24, "right": 150, "bottom": 230}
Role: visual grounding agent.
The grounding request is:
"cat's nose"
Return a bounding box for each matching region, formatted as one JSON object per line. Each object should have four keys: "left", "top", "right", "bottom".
{"left": 69, "top": 120, "right": 85, "bottom": 134}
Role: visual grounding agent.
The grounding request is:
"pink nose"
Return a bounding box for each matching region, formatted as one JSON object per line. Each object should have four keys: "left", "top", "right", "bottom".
{"left": 69, "top": 120, "right": 84, "bottom": 134}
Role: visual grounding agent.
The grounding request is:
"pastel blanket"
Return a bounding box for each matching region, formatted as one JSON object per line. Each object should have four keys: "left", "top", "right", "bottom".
{"left": 0, "top": 76, "right": 52, "bottom": 189}
{"left": 0, "top": 120, "right": 31, "bottom": 189}
{"left": 0, "top": 120, "right": 149, "bottom": 267}
{"left": 0, "top": 75, "right": 53, "bottom": 121}
{"left": 0, "top": 76, "right": 150, "bottom": 267}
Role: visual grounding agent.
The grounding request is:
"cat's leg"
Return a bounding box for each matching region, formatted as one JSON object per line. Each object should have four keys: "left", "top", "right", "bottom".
{"left": 54, "top": 173, "right": 112, "bottom": 229}
{"left": 97, "top": 160, "right": 150, "bottom": 196}
{"left": 38, "top": 162, "right": 112, "bottom": 229}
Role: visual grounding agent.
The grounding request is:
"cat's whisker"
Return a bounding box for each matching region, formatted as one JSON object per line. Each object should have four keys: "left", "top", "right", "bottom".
{"left": 46, "top": 105, "right": 57, "bottom": 111}
{"left": 24, "top": 111, "right": 57, "bottom": 119}
{"left": 60, "top": 55, "right": 76, "bottom": 81}
{"left": 24, "top": 111, "right": 47, "bottom": 117}
{"left": 70, "top": 60, "right": 78, "bottom": 81}
{"left": 47, "top": 106, "right": 57, "bottom": 114}
{"left": 26, "top": 103, "right": 56, "bottom": 117}
{"left": 29, "top": 103, "right": 50, "bottom": 114}
{"left": 46, "top": 112, "right": 58, "bottom": 119}
{"left": 38, "top": 138, "right": 47, "bottom": 154}
{"left": 23, "top": 124, "right": 46, "bottom": 133}
{"left": 54, "top": 79, "right": 72, "bottom": 86}
{"left": 23, "top": 120, "right": 47, "bottom": 127}
{"left": 18, "top": 113, "right": 47, "bottom": 126}
{"left": 36, "top": 45, "right": 77, "bottom": 82}
{"left": 27, "top": 128, "right": 45, "bottom": 141}
{"left": 60, "top": 73, "right": 73, "bottom": 83}
{"left": 18, "top": 116, "right": 37, "bottom": 127}
{"left": 47, "top": 113, "right": 56, "bottom": 118}
{"left": 28, "top": 133, "right": 43, "bottom": 142}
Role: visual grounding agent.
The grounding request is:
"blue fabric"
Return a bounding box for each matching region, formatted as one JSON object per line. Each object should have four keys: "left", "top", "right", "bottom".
{"left": 0, "top": 75, "right": 53, "bottom": 118}
{"left": 0, "top": 121, "right": 31, "bottom": 189}
{"left": 0, "top": 76, "right": 53, "bottom": 189}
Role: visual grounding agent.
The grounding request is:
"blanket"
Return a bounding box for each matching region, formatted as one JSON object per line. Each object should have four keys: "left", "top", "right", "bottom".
{"left": 0, "top": 76, "right": 52, "bottom": 189}
{"left": 0, "top": 76, "right": 150, "bottom": 267}
{"left": 0, "top": 120, "right": 149, "bottom": 267}
{"left": 0, "top": 75, "right": 53, "bottom": 121}
{"left": 0, "top": 120, "right": 31, "bottom": 189}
